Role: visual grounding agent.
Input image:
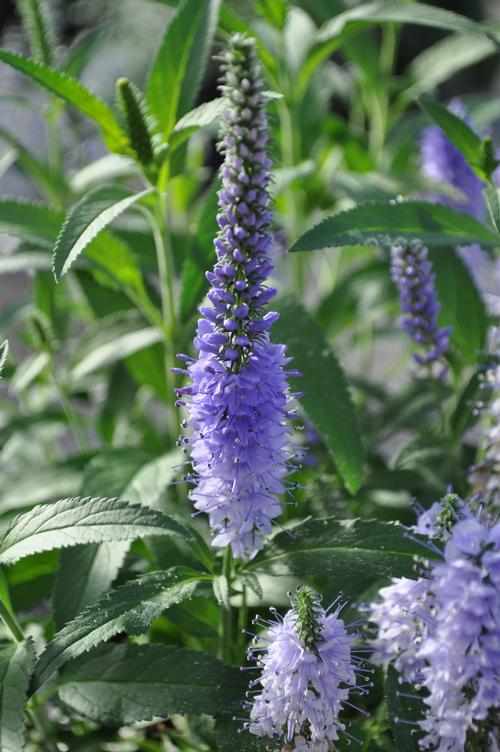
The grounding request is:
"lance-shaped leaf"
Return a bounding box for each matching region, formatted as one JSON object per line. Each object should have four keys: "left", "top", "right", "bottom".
{"left": 248, "top": 518, "right": 427, "bottom": 579}
{"left": 273, "top": 295, "right": 364, "bottom": 494}
{"left": 58, "top": 643, "right": 246, "bottom": 725}
{"left": 0, "top": 639, "right": 35, "bottom": 752}
{"left": 170, "top": 97, "right": 226, "bottom": 150}
{"left": 385, "top": 666, "right": 423, "bottom": 751}
{"left": 0, "top": 50, "right": 127, "bottom": 151}
{"left": 34, "top": 568, "right": 201, "bottom": 688}
{"left": 289, "top": 201, "right": 500, "bottom": 252}
{"left": 146, "top": 0, "right": 220, "bottom": 138}
{"left": 0, "top": 340, "right": 8, "bottom": 377}
{"left": 53, "top": 185, "right": 153, "bottom": 281}
{"left": 0, "top": 496, "right": 187, "bottom": 565}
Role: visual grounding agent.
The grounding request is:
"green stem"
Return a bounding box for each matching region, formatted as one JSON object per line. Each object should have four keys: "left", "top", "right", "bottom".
{"left": 220, "top": 547, "right": 234, "bottom": 664}
{"left": 48, "top": 360, "right": 89, "bottom": 452}
{"left": 0, "top": 599, "right": 24, "bottom": 643}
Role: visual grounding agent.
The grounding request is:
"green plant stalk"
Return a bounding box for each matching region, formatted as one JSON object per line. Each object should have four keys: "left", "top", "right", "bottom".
{"left": 0, "top": 598, "right": 24, "bottom": 642}
{"left": 220, "top": 546, "right": 234, "bottom": 664}
{"left": 48, "top": 359, "right": 90, "bottom": 451}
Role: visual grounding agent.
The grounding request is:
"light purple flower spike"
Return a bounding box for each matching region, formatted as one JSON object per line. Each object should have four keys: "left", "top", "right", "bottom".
{"left": 369, "top": 497, "right": 500, "bottom": 751}
{"left": 245, "top": 588, "right": 365, "bottom": 751}
{"left": 176, "top": 35, "right": 299, "bottom": 560}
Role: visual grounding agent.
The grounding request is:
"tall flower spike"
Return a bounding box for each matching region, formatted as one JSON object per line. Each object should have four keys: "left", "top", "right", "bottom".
{"left": 390, "top": 241, "right": 452, "bottom": 379}
{"left": 175, "top": 34, "right": 300, "bottom": 560}
{"left": 245, "top": 587, "right": 364, "bottom": 751}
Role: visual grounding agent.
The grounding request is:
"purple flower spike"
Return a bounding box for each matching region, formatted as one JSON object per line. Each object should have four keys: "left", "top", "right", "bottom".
{"left": 245, "top": 587, "right": 364, "bottom": 751}
{"left": 176, "top": 35, "right": 299, "bottom": 560}
{"left": 391, "top": 241, "right": 452, "bottom": 378}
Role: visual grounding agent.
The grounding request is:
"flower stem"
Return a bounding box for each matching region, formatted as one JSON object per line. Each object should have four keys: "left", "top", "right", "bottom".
{"left": 0, "top": 598, "right": 24, "bottom": 643}
{"left": 220, "top": 547, "right": 234, "bottom": 664}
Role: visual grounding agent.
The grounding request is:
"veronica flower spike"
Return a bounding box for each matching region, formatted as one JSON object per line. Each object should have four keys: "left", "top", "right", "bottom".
{"left": 175, "top": 34, "right": 300, "bottom": 560}
{"left": 244, "top": 586, "right": 368, "bottom": 751}
{"left": 391, "top": 241, "right": 452, "bottom": 379}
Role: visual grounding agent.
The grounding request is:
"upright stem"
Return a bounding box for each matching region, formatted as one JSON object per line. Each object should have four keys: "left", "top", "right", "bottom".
{"left": 0, "top": 599, "right": 24, "bottom": 643}
{"left": 220, "top": 547, "right": 234, "bottom": 664}
{"left": 48, "top": 360, "right": 89, "bottom": 452}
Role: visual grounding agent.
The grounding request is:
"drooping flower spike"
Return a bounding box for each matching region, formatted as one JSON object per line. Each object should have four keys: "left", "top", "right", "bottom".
{"left": 369, "top": 496, "right": 500, "bottom": 752}
{"left": 243, "top": 586, "right": 369, "bottom": 752}
{"left": 390, "top": 241, "right": 452, "bottom": 379}
{"left": 175, "top": 34, "right": 300, "bottom": 560}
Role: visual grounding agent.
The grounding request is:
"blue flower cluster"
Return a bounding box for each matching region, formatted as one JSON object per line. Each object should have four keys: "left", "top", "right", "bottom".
{"left": 176, "top": 35, "right": 299, "bottom": 560}
{"left": 390, "top": 242, "right": 452, "bottom": 378}
{"left": 369, "top": 497, "right": 500, "bottom": 751}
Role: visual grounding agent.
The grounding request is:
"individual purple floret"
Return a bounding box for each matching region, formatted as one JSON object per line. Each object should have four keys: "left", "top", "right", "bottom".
{"left": 175, "top": 35, "right": 299, "bottom": 560}
{"left": 244, "top": 587, "right": 365, "bottom": 751}
{"left": 420, "top": 99, "right": 485, "bottom": 221}
{"left": 369, "top": 497, "right": 500, "bottom": 751}
{"left": 390, "top": 241, "right": 452, "bottom": 378}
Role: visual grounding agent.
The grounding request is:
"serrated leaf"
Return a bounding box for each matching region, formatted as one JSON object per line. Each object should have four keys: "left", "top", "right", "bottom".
{"left": 290, "top": 201, "right": 500, "bottom": 252}
{"left": 53, "top": 185, "right": 153, "bottom": 281}
{"left": 0, "top": 496, "right": 186, "bottom": 565}
{"left": 298, "top": 1, "right": 499, "bottom": 100}
{"left": 428, "top": 247, "right": 488, "bottom": 364}
{"left": 419, "top": 96, "right": 486, "bottom": 178}
{"left": 0, "top": 638, "right": 35, "bottom": 752}
{"left": 146, "top": 0, "right": 220, "bottom": 138}
{"left": 273, "top": 295, "right": 364, "bottom": 494}
{"left": 16, "top": 0, "right": 57, "bottom": 66}
{"left": 248, "top": 518, "right": 426, "bottom": 579}
{"left": 58, "top": 643, "right": 246, "bottom": 725}
{"left": 35, "top": 568, "right": 200, "bottom": 688}
{"left": 0, "top": 197, "right": 62, "bottom": 240}
{"left": 0, "top": 50, "right": 127, "bottom": 151}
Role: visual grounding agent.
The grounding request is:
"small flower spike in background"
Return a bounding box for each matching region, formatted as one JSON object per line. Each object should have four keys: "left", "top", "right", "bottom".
{"left": 390, "top": 242, "right": 452, "bottom": 379}
{"left": 176, "top": 34, "right": 299, "bottom": 560}
{"left": 244, "top": 586, "right": 367, "bottom": 751}
{"left": 369, "top": 495, "right": 500, "bottom": 751}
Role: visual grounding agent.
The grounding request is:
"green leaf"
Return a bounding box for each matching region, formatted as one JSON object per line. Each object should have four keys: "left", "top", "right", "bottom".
{"left": 289, "top": 201, "right": 500, "bottom": 252}
{"left": 53, "top": 543, "right": 128, "bottom": 632}
{"left": 35, "top": 568, "right": 200, "bottom": 688}
{"left": 171, "top": 97, "right": 226, "bottom": 150}
{"left": 405, "top": 24, "right": 500, "bottom": 98}
{"left": 428, "top": 248, "right": 488, "bottom": 364}
{"left": 385, "top": 665, "right": 423, "bottom": 751}
{"left": 53, "top": 185, "right": 153, "bottom": 281}
{"left": 248, "top": 518, "right": 426, "bottom": 579}
{"left": 0, "top": 496, "right": 186, "bottom": 565}
{"left": 71, "top": 325, "right": 162, "bottom": 380}
{"left": 0, "top": 460, "right": 82, "bottom": 513}
{"left": 0, "top": 341, "right": 8, "bottom": 377}
{"left": 58, "top": 643, "right": 246, "bottom": 724}
{"left": 0, "top": 639, "right": 35, "bottom": 752}
{"left": 273, "top": 295, "right": 364, "bottom": 493}
{"left": 484, "top": 185, "right": 500, "bottom": 233}
{"left": 450, "top": 368, "right": 488, "bottom": 442}
{"left": 0, "top": 197, "right": 62, "bottom": 240}
{"left": 0, "top": 50, "right": 127, "bottom": 152}
{"left": 146, "top": 0, "right": 220, "bottom": 138}
{"left": 0, "top": 125, "right": 66, "bottom": 199}
{"left": 419, "top": 96, "right": 487, "bottom": 179}
{"left": 298, "top": 1, "right": 499, "bottom": 100}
